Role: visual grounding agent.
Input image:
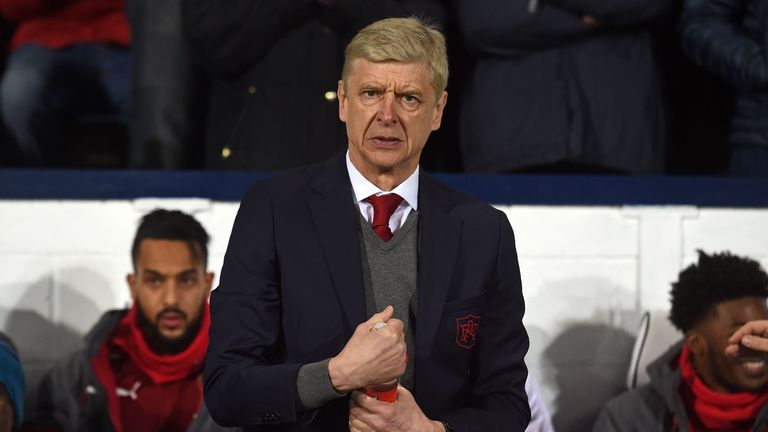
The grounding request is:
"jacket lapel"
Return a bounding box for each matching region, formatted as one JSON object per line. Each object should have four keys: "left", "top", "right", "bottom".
{"left": 416, "top": 174, "right": 462, "bottom": 359}
{"left": 307, "top": 156, "right": 367, "bottom": 332}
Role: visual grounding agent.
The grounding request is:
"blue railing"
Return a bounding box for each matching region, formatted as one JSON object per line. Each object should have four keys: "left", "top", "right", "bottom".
{"left": 0, "top": 169, "right": 766, "bottom": 207}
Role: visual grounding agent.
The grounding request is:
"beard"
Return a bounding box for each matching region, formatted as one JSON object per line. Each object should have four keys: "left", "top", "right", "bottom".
{"left": 135, "top": 299, "right": 204, "bottom": 355}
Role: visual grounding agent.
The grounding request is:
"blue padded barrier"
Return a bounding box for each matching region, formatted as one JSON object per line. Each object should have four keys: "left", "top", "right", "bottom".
{"left": 0, "top": 169, "right": 766, "bottom": 207}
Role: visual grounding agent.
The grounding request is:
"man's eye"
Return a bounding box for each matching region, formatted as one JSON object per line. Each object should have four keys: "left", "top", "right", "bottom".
{"left": 146, "top": 278, "right": 162, "bottom": 286}
{"left": 402, "top": 94, "right": 419, "bottom": 105}
{"left": 362, "top": 90, "right": 378, "bottom": 98}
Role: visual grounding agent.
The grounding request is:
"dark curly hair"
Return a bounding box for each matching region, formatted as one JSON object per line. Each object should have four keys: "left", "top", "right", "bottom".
{"left": 669, "top": 250, "right": 768, "bottom": 332}
{"left": 131, "top": 209, "right": 210, "bottom": 269}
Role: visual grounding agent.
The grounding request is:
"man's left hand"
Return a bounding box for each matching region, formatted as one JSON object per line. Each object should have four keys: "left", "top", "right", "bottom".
{"left": 348, "top": 386, "right": 444, "bottom": 432}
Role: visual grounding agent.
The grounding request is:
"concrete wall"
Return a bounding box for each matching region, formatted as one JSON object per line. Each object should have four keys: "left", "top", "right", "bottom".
{"left": 1, "top": 198, "right": 767, "bottom": 431}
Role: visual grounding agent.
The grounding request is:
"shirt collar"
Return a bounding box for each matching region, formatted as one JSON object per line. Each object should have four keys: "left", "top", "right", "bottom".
{"left": 346, "top": 151, "right": 419, "bottom": 210}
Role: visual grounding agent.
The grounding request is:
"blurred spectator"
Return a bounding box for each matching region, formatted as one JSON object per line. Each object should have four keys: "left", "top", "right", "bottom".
{"left": 680, "top": 0, "right": 768, "bottom": 176}
{"left": 657, "top": 16, "right": 734, "bottom": 176}
{"left": 0, "top": 0, "right": 131, "bottom": 167}
{"left": 181, "top": 0, "right": 446, "bottom": 170}
{"left": 419, "top": 8, "right": 467, "bottom": 173}
{"left": 128, "top": 0, "right": 204, "bottom": 169}
{"left": 0, "top": 332, "right": 24, "bottom": 432}
{"left": 32, "top": 209, "right": 230, "bottom": 431}
{"left": 594, "top": 251, "right": 768, "bottom": 431}
{"left": 453, "top": 0, "right": 675, "bottom": 174}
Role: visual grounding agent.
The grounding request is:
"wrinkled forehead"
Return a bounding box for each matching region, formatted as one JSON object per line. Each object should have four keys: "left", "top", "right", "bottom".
{"left": 345, "top": 58, "right": 438, "bottom": 98}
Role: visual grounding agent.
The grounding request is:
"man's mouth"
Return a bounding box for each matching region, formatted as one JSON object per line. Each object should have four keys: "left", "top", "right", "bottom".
{"left": 738, "top": 357, "right": 767, "bottom": 375}
{"left": 159, "top": 313, "right": 184, "bottom": 329}
{"left": 369, "top": 136, "right": 403, "bottom": 147}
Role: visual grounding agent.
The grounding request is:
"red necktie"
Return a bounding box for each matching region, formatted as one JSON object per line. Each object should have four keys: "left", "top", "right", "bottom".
{"left": 365, "top": 194, "right": 404, "bottom": 241}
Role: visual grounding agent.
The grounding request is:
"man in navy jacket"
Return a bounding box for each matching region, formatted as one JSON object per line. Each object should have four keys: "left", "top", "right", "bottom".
{"left": 204, "top": 17, "right": 530, "bottom": 431}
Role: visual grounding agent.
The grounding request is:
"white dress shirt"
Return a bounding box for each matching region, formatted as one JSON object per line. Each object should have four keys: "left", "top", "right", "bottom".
{"left": 346, "top": 151, "right": 419, "bottom": 234}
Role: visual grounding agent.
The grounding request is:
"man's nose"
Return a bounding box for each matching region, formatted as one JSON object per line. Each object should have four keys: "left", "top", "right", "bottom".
{"left": 162, "top": 283, "right": 180, "bottom": 306}
{"left": 377, "top": 93, "right": 397, "bottom": 124}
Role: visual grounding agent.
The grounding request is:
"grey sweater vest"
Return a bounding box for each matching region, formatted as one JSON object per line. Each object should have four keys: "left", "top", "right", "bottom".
{"left": 294, "top": 211, "right": 420, "bottom": 411}
{"left": 359, "top": 210, "right": 419, "bottom": 390}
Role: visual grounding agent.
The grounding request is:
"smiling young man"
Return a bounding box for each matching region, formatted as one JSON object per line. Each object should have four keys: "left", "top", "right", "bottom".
{"left": 34, "top": 209, "right": 230, "bottom": 432}
{"left": 205, "top": 17, "right": 530, "bottom": 432}
{"left": 595, "top": 251, "right": 768, "bottom": 432}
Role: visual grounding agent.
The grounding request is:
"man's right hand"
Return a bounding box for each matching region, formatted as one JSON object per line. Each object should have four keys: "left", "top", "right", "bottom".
{"left": 328, "top": 306, "right": 406, "bottom": 393}
{"left": 726, "top": 320, "right": 768, "bottom": 357}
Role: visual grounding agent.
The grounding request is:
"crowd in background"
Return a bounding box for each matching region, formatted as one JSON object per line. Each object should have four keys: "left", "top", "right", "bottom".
{"left": 0, "top": 0, "right": 764, "bottom": 176}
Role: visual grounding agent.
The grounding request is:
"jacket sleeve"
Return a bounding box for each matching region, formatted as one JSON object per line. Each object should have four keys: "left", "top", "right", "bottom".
{"left": 32, "top": 353, "right": 85, "bottom": 432}
{"left": 181, "top": 0, "right": 316, "bottom": 77}
{"left": 453, "top": 0, "right": 592, "bottom": 57}
{"left": 442, "top": 211, "right": 531, "bottom": 431}
{"left": 592, "top": 405, "right": 621, "bottom": 432}
{"left": 318, "top": 0, "right": 446, "bottom": 40}
{"left": 203, "top": 183, "right": 306, "bottom": 427}
{"left": 592, "top": 390, "right": 661, "bottom": 432}
{"left": 547, "top": 0, "right": 676, "bottom": 27}
{"left": 680, "top": 0, "right": 768, "bottom": 91}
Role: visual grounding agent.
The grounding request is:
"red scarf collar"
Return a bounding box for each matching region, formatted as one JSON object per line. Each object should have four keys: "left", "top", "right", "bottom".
{"left": 679, "top": 344, "right": 768, "bottom": 431}
{"left": 110, "top": 303, "right": 210, "bottom": 384}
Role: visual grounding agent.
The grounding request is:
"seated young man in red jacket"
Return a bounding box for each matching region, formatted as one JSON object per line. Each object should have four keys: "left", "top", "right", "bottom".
{"left": 34, "top": 209, "right": 230, "bottom": 432}
{"left": 595, "top": 250, "right": 768, "bottom": 431}
{"left": 0, "top": 0, "right": 130, "bottom": 166}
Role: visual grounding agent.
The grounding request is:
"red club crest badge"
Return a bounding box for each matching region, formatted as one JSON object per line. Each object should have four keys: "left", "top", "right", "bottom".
{"left": 455, "top": 314, "right": 481, "bottom": 349}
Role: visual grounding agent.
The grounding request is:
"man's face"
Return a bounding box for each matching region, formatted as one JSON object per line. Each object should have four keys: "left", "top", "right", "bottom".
{"left": 692, "top": 296, "right": 768, "bottom": 393}
{"left": 339, "top": 59, "right": 447, "bottom": 183}
{"left": 127, "top": 239, "right": 212, "bottom": 354}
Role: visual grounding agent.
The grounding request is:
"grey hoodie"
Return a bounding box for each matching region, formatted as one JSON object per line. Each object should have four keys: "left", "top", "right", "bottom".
{"left": 594, "top": 341, "right": 768, "bottom": 432}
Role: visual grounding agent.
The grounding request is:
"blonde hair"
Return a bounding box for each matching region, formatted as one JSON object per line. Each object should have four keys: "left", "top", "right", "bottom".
{"left": 342, "top": 17, "right": 448, "bottom": 99}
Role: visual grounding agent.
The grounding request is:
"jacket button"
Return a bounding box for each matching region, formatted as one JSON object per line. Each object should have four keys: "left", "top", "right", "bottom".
{"left": 221, "top": 147, "right": 232, "bottom": 159}
{"left": 248, "top": 85, "right": 257, "bottom": 94}
{"left": 324, "top": 91, "right": 337, "bottom": 101}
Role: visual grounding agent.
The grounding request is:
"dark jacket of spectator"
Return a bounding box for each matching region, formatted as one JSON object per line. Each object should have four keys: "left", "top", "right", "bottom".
{"left": 680, "top": 0, "right": 768, "bottom": 174}
{"left": 33, "top": 310, "right": 230, "bottom": 432}
{"left": 182, "top": 0, "right": 445, "bottom": 170}
{"left": 0, "top": 0, "right": 130, "bottom": 50}
{"left": 454, "top": 0, "right": 674, "bottom": 173}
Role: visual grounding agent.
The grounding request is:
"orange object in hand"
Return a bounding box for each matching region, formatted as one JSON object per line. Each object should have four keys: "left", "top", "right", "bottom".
{"left": 363, "top": 324, "right": 405, "bottom": 403}
{"left": 364, "top": 381, "right": 398, "bottom": 402}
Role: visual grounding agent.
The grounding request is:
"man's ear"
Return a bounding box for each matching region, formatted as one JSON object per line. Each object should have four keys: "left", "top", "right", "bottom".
{"left": 687, "top": 330, "right": 708, "bottom": 357}
{"left": 127, "top": 273, "right": 138, "bottom": 300}
{"left": 338, "top": 80, "right": 347, "bottom": 123}
{"left": 431, "top": 90, "right": 448, "bottom": 131}
{"left": 204, "top": 272, "right": 214, "bottom": 298}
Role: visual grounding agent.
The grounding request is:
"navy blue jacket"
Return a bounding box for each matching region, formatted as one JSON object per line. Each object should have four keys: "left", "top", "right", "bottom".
{"left": 203, "top": 154, "right": 530, "bottom": 431}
